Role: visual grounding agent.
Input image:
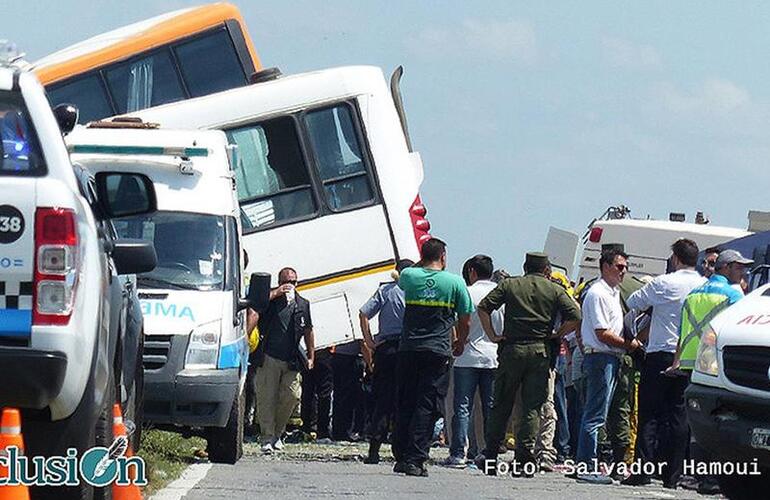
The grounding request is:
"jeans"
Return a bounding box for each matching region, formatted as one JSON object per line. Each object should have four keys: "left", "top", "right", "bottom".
{"left": 576, "top": 352, "right": 620, "bottom": 465}
{"left": 449, "top": 367, "right": 495, "bottom": 459}
{"left": 554, "top": 372, "right": 570, "bottom": 458}
{"left": 635, "top": 351, "right": 689, "bottom": 484}
{"left": 393, "top": 350, "right": 451, "bottom": 466}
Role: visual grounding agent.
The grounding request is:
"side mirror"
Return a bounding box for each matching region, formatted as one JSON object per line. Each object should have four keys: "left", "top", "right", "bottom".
{"left": 238, "top": 272, "right": 271, "bottom": 312}
{"left": 94, "top": 172, "right": 157, "bottom": 219}
{"left": 112, "top": 239, "right": 157, "bottom": 275}
{"left": 52, "top": 103, "right": 79, "bottom": 135}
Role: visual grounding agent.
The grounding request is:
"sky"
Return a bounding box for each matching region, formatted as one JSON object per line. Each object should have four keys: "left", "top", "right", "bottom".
{"left": 6, "top": 0, "right": 770, "bottom": 274}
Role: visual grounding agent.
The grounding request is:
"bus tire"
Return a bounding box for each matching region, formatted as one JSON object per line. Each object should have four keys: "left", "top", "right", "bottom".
{"left": 205, "top": 389, "right": 244, "bottom": 464}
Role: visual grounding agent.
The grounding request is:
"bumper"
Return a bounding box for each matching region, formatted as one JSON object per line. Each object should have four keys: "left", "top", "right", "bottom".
{"left": 143, "top": 335, "right": 239, "bottom": 428}
{"left": 686, "top": 382, "right": 770, "bottom": 466}
{"left": 0, "top": 347, "right": 67, "bottom": 409}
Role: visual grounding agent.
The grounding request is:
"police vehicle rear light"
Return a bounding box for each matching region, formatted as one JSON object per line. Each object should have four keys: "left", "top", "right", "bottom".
{"left": 33, "top": 208, "right": 78, "bottom": 326}
{"left": 35, "top": 280, "right": 72, "bottom": 315}
{"left": 589, "top": 227, "right": 603, "bottom": 243}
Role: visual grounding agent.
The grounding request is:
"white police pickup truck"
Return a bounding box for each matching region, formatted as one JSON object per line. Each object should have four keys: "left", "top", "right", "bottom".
{"left": 0, "top": 57, "right": 158, "bottom": 498}
{"left": 686, "top": 280, "right": 770, "bottom": 498}
{"left": 67, "top": 123, "right": 270, "bottom": 464}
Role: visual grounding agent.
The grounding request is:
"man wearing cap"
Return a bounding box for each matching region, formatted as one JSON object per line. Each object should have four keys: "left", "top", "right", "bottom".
{"left": 359, "top": 258, "right": 414, "bottom": 465}
{"left": 475, "top": 252, "right": 581, "bottom": 476}
{"left": 666, "top": 248, "right": 750, "bottom": 494}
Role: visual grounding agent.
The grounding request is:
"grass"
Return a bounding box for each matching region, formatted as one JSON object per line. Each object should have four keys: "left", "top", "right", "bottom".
{"left": 137, "top": 429, "right": 207, "bottom": 495}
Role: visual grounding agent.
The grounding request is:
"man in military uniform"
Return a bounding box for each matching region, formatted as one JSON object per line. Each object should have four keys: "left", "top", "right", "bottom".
{"left": 475, "top": 252, "right": 581, "bottom": 475}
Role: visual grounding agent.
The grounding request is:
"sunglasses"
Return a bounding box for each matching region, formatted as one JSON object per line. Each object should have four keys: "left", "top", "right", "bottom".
{"left": 614, "top": 264, "right": 628, "bottom": 272}
{"left": 280, "top": 280, "right": 298, "bottom": 285}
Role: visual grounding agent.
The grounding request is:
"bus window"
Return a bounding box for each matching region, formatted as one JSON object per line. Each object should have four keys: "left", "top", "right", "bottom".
{"left": 305, "top": 105, "right": 374, "bottom": 210}
{"left": 226, "top": 117, "right": 317, "bottom": 230}
{"left": 174, "top": 29, "right": 248, "bottom": 98}
{"left": 47, "top": 75, "right": 113, "bottom": 124}
{"left": 105, "top": 51, "right": 186, "bottom": 114}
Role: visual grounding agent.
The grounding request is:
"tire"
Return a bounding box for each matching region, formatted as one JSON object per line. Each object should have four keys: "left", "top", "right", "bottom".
{"left": 91, "top": 374, "right": 116, "bottom": 500}
{"left": 124, "top": 333, "right": 144, "bottom": 452}
{"left": 206, "top": 389, "right": 244, "bottom": 464}
{"left": 718, "top": 467, "right": 770, "bottom": 500}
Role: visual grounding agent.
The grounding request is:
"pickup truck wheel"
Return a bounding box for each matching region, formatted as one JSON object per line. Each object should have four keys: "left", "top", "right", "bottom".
{"left": 91, "top": 377, "right": 116, "bottom": 500}
{"left": 125, "top": 334, "right": 144, "bottom": 452}
{"left": 718, "top": 468, "right": 770, "bottom": 500}
{"left": 205, "top": 389, "right": 244, "bottom": 464}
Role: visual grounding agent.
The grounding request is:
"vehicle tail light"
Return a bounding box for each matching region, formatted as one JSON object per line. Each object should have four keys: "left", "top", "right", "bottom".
{"left": 588, "top": 227, "right": 603, "bottom": 243}
{"left": 33, "top": 208, "right": 78, "bottom": 325}
{"left": 409, "top": 195, "right": 432, "bottom": 251}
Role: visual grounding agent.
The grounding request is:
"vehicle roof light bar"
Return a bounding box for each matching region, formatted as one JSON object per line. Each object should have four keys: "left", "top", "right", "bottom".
{"left": 68, "top": 144, "right": 209, "bottom": 157}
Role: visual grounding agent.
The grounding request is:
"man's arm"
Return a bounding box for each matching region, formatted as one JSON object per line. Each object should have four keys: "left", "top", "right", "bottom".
{"left": 246, "top": 309, "right": 259, "bottom": 334}
{"left": 453, "top": 314, "right": 471, "bottom": 356}
{"left": 556, "top": 320, "right": 580, "bottom": 338}
{"left": 479, "top": 308, "right": 504, "bottom": 343}
{"left": 626, "top": 281, "right": 660, "bottom": 311}
{"left": 359, "top": 312, "right": 376, "bottom": 351}
{"left": 595, "top": 328, "right": 641, "bottom": 351}
{"left": 304, "top": 328, "right": 315, "bottom": 370}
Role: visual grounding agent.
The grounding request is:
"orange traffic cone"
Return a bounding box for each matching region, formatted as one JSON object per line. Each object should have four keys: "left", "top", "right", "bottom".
{"left": 111, "top": 405, "right": 141, "bottom": 500}
{"left": 0, "top": 408, "right": 30, "bottom": 500}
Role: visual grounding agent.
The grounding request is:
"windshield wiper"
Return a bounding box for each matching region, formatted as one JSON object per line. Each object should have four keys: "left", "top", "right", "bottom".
{"left": 136, "top": 276, "right": 200, "bottom": 291}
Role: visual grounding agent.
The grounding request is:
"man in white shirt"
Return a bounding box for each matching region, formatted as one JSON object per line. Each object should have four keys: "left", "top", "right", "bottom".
{"left": 445, "top": 255, "right": 503, "bottom": 467}
{"left": 622, "top": 239, "right": 706, "bottom": 488}
{"left": 575, "top": 248, "right": 641, "bottom": 484}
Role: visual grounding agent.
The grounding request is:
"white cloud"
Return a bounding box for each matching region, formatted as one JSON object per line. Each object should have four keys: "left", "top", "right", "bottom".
{"left": 601, "top": 36, "right": 661, "bottom": 70}
{"left": 654, "top": 78, "right": 750, "bottom": 115}
{"left": 409, "top": 18, "right": 537, "bottom": 63}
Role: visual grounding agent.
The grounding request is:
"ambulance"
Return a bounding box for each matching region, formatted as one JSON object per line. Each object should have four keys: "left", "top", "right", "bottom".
{"left": 67, "top": 123, "right": 269, "bottom": 464}
{"left": 685, "top": 282, "right": 770, "bottom": 497}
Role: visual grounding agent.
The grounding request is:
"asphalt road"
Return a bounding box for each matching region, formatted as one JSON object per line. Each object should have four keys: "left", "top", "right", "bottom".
{"left": 156, "top": 441, "right": 715, "bottom": 500}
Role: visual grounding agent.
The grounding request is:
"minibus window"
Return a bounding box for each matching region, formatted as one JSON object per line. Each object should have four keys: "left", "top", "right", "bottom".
{"left": 226, "top": 116, "right": 317, "bottom": 229}
{"left": 105, "top": 50, "right": 186, "bottom": 114}
{"left": 47, "top": 75, "right": 113, "bottom": 124}
{"left": 0, "top": 91, "right": 46, "bottom": 176}
{"left": 174, "top": 29, "right": 247, "bottom": 98}
{"left": 305, "top": 105, "right": 374, "bottom": 210}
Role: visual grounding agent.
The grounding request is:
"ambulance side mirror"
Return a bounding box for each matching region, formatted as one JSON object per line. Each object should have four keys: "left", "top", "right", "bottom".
{"left": 239, "top": 272, "right": 271, "bottom": 312}
{"left": 94, "top": 172, "right": 157, "bottom": 219}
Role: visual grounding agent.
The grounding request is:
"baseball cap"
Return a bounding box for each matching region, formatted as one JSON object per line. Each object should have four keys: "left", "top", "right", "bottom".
{"left": 715, "top": 249, "right": 754, "bottom": 269}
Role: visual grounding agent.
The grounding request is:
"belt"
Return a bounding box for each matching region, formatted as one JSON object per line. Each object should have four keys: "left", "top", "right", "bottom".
{"left": 583, "top": 347, "right": 624, "bottom": 358}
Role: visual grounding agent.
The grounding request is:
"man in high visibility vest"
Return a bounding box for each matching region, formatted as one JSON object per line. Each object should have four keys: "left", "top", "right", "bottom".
{"left": 669, "top": 249, "right": 750, "bottom": 373}
{"left": 666, "top": 248, "right": 751, "bottom": 494}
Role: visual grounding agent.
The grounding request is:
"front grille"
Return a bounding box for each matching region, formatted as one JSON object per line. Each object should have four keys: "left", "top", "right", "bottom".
{"left": 143, "top": 335, "right": 173, "bottom": 370}
{"left": 723, "top": 346, "right": 770, "bottom": 392}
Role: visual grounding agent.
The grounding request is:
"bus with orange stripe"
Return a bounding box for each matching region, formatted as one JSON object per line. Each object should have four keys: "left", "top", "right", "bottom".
{"left": 33, "top": 2, "right": 261, "bottom": 124}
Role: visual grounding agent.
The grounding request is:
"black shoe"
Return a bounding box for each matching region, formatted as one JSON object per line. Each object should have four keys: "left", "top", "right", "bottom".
{"left": 393, "top": 461, "right": 407, "bottom": 474}
{"left": 404, "top": 463, "right": 429, "bottom": 477}
{"left": 697, "top": 478, "right": 721, "bottom": 495}
{"left": 621, "top": 474, "right": 651, "bottom": 486}
{"left": 364, "top": 442, "right": 381, "bottom": 464}
{"left": 474, "top": 453, "right": 497, "bottom": 476}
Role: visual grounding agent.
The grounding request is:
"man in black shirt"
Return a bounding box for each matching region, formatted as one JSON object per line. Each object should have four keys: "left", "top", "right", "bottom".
{"left": 254, "top": 267, "right": 315, "bottom": 454}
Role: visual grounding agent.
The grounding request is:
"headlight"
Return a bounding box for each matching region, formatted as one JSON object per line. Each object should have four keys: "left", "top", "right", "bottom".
{"left": 695, "top": 323, "right": 719, "bottom": 376}
{"left": 185, "top": 320, "right": 221, "bottom": 369}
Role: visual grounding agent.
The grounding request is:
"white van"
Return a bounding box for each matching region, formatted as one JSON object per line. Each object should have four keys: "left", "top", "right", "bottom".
{"left": 577, "top": 218, "right": 749, "bottom": 281}
{"left": 686, "top": 283, "right": 770, "bottom": 497}
{"left": 129, "top": 66, "right": 431, "bottom": 348}
{"left": 67, "top": 124, "right": 268, "bottom": 463}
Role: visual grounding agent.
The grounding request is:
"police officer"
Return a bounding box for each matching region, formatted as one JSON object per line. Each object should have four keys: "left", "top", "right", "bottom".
{"left": 475, "top": 252, "right": 581, "bottom": 475}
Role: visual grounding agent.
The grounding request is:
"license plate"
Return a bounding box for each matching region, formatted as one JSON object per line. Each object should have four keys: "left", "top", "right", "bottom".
{"left": 750, "top": 428, "right": 770, "bottom": 451}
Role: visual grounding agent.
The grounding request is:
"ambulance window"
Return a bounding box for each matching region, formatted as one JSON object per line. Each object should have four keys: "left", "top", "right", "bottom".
{"left": 0, "top": 91, "right": 46, "bottom": 176}
{"left": 174, "top": 29, "right": 248, "bottom": 98}
{"left": 105, "top": 50, "right": 186, "bottom": 114}
{"left": 47, "top": 75, "right": 113, "bottom": 124}
{"left": 304, "top": 104, "right": 374, "bottom": 210}
{"left": 225, "top": 116, "right": 317, "bottom": 230}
